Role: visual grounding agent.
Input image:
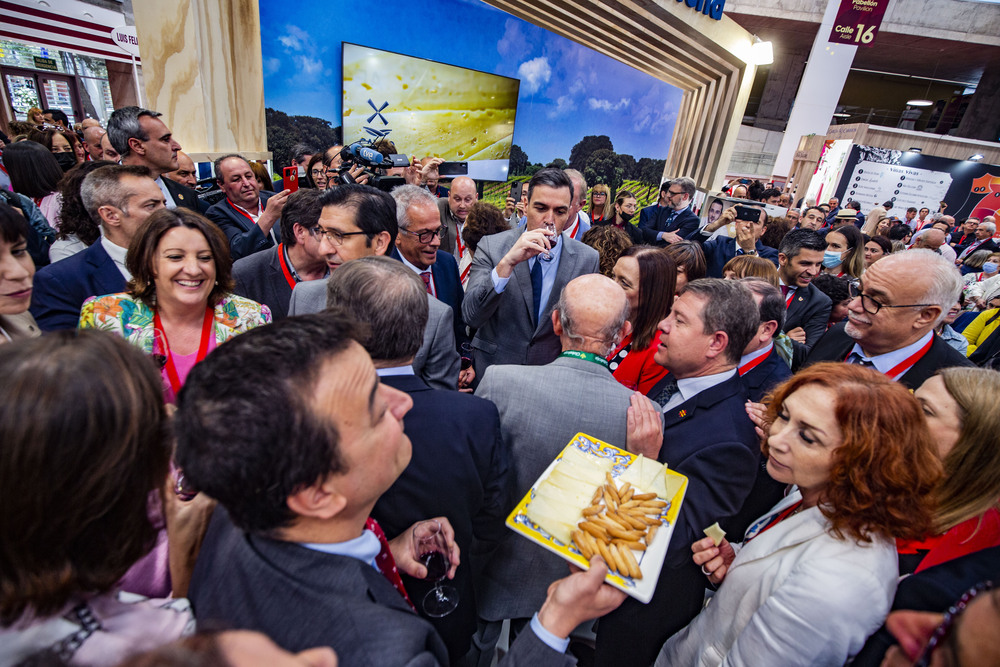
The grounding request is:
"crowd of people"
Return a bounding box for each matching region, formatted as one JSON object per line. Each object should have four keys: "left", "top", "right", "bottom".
{"left": 1, "top": 106, "right": 999, "bottom": 667}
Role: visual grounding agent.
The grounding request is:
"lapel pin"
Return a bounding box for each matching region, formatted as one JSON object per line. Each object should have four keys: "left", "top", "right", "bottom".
{"left": 178, "top": 194, "right": 185, "bottom": 199}
{"left": 678, "top": 409, "right": 687, "bottom": 418}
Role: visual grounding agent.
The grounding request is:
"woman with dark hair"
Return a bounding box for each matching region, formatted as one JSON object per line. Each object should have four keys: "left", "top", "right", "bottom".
{"left": 662, "top": 240, "right": 706, "bottom": 294}
{"left": 658, "top": 364, "right": 941, "bottom": 666}
{"left": 863, "top": 234, "right": 892, "bottom": 267}
{"left": 28, "top": 127, "right": 81, "bottom": 171}
{"left": 79, "top": 208, "right": 271, "bottom": 403}
{"left": 608, "top": 245, "right": 676, "bottom": 393}
{"left": 593, "top": 190, "right": 643, "bottom": 244}
{"left": 248, "top": 161, "right": 274, "bottom": 193}
{"left": 3, "top": 139, "right": 64, "bottom": 228}
{"left": 823, "top": 223, "right": 865, "bottom": 280}
{"left": 49, "top": 159, "right": 116, "bottom": 262}
{"left": 460, "top": 201, "right": 509, "bottom": 287}
{"left": 0, "top": 202, "right": 40, "bottom": 342}
{"left": 306, "top": 152, "right": 328, "bottom": 190}
{"left": 898, "top": 367, "right": 1000, "bottom": 574}
{"left": 0, "top": 331, "right": 193, "bottom": 664}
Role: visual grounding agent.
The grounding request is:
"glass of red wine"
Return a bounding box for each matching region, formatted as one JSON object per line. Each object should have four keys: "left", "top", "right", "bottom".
{"left": 412, "top": 520, "right": 459, "bottom": 617}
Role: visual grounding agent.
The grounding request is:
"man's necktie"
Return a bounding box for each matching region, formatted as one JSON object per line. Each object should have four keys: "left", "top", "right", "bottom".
{"left": 655, "top": 374, "right": 680, "bottom": 407}
{"left": 365, "top": 517, "right": 415, "bottom": 610}
{"left": 531, "top": 259, "right": 544, "bottom": 324}
{"left": 780, "top": 285, "right": 790, "bottom": 297}
{"left": 419, "top": 271, "right": 433, "bottom": 294}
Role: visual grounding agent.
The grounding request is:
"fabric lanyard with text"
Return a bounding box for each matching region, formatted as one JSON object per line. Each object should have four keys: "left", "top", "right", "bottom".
{"left": 559, "top": 350, "right": 611, "bottom": 370}
{"left": 276, "top": 243, "right": 298, "bottom": 290}
{"left": 154, "top": 307, "right": 215, "bottom": 396}
{"left": 843, "top": 335, "right": 933, "bottom": 380}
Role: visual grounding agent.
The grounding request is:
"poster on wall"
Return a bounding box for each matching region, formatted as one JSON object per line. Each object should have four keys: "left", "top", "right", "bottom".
{"left": 805, "top": 139, "right": 853, "bottom": 206}
{"left": 835, "top": 145, "right": 1000, "bottom": 221}
{"left": 258, "top": 0, "right": 683, "bottom": 185}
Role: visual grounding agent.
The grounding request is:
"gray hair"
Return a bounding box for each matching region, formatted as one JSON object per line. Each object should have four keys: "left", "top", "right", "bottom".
{"left": 670, "top": 176, "right": 696, "bottom": 199}
{"left": 391, "top": 184, "right": 439, "bottom": 230}
{"left": 289, "top": 143, "right": 316, "bottom": 166}
{"left": 882, "top": 249, "right": 963, "bottom": 326}
{"left": 564, "top": 168, "right": 586, "bottom": 203}
{"left": 80, "top": 165, "right": 153, "bottom": 224}
{"left": 681, "top": 278, "right": 758, "bottom": 365}
{"left": 106, "top": 106, "right": 162, "bottom": 158}
{"left": 980, "top": 221, "right": 996, "bottom": 235}
{"left": 325, "top": 256, "right": 428, "bottom": 362}
{"left": 556, "top": 283, "right": 630, "bottom": 358}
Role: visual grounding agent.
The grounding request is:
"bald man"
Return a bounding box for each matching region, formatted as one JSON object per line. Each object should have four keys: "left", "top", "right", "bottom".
{"left": 81, "top": 125, "right": 105, "bottom": 161}
{"left": 437, "top": 176, "right": 478, "bottom": 260}
{"left": 165, "top": 151, "right": 198, "bottom": 189}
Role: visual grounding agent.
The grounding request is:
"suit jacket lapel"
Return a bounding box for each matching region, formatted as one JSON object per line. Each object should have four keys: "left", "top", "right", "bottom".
{"left": 508, "top": 229, "right": 536, "bottom": 326}
{"left": 662, "top": 374, "right": 741, "bottom": 428}
{"left": 538, "top": 239, "right": 579, "bottom": 335}
{"left": 87, "top": 242, "right": 127, "bottom": 294}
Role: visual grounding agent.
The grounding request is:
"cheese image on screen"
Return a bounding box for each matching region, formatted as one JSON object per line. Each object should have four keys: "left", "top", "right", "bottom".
{"left": 342, "top": 47, "right": 518, "bottom": 161}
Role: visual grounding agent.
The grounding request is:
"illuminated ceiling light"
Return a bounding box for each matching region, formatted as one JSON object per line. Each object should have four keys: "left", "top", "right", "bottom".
{"left": 969, "top": 154, "right": 985, "bottom": 161}
{"left": 908, "top": 147, "right": 923, "bottom": 153}
{"left": 832, "top": 113, "right": 850, "bottom": 118}
{"left": 751, "top": 38, "right": 773, "bottom": 66}
{"left": 906, "top": 99, "right": 933, "bottom": 107}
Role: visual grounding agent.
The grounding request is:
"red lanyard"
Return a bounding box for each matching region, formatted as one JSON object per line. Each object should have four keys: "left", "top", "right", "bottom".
{"left": 276, "top": 243, "right": 297, "bottom": 289}
{"left": 226, "top": 198, "right": 261, "bottom": 224}
{"left": 455, "top": 223, "right": 465, "bottom": 258}
{"left": 746, "top": 501, "right": 802, "bottom": 542}
{"left": 844, "top": 335, "right": 933, "bottom": 380}
{"left": 785, "top": 290, "right": 795, "bottom": 308}
{"left": 154, "top": 308, "right": 214, "bottom": 396}
{"left": 460, "top": 262, "right": 471, "bottom": 284}
{"left": 566, "top": 217, "right": 580, "bottom": 240}
{"left": 739, "top": 347, "right": 770, "bottom": 375}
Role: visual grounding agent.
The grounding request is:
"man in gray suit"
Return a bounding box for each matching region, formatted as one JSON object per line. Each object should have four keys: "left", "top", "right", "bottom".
{"left": 474, "top": 274, "right": 644, "bottom": 659}
{"left": 177, "top": 311, "right": 626, "bottom": 666}
{"left": 286, "top": 184, "right": 460, "bottom": 390}
{"left": 232, "top": 189, "right": 329, "bottom": 320}
{"left": 463, "top": 168, "right": 600, "bottom": 380}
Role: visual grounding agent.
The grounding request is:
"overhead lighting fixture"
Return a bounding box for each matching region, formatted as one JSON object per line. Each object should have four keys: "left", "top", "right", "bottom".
{"left": 833, "top": 113, "right": 850, "bottom": 118}
{"left": 969, "top": 153, "right": 985, "bottom": 161}
{"left": 908, "top": 147, "right": 923, "bottom": 153}
{"left": 906, "top": 99, "right": 933, "bottom": 107}
{"left": 751, "top": 37, "right": 773, "bottom": 66}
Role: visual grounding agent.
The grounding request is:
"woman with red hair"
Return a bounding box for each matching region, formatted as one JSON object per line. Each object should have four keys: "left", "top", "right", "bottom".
{"left": 656, "top": 363, "right": 941, "bottom": 666}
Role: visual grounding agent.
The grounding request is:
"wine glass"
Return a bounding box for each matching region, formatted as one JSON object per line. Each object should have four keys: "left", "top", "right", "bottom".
{"left": 412, "top": 519, "right": 459, "bottom": 617}
{"left": 541, "top": 222, "right": 558, "bottom": 260}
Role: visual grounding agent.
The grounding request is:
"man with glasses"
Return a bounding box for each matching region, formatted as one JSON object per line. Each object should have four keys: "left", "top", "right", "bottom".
{"left": 638, "top": 177, "right": 701, "bottom": 245}
{"left": 232, "top": 189, "right": 329, "bottom": 320}
{"left": 390, "top": 185, "right": 469, "bottom": 361}
{"left": 287, "top": 184, "right": 462, "bottom": 391}
{"left": 803, "top": 249, "right": 971, "bottom": 388}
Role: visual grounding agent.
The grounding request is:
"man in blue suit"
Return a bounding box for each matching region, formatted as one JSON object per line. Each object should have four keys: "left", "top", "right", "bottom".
{"left": 206, "top": 155, "right": 291, "bottom": 260}
{"left": 637, "top": 177, "right": 701, "bottom": 245}
{"left": 30, "top": 165, "right": 166, "bottom": 331}
{"left": 595, "top": 279, "right": 761, "bottom": 666}
{"left": 325, "top": 256, "right": 511, "bottom": 663}
{"left": 694, "top": 203, "right": 780, "bottom": 277}
{"left": 390, "top": 185, "right": 468, "bottom": 355}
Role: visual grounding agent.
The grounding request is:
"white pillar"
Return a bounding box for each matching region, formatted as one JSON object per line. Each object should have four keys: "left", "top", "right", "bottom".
{"left": 772, "top": 0, "right": 858, "bottom": 179}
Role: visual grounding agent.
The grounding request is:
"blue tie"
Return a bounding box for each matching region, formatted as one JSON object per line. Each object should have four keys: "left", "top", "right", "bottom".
{"left": 531, "top": 259, "right": 544, "bottom": 324}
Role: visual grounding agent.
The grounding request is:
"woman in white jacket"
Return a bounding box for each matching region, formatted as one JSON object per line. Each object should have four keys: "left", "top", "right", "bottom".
{"left": 656, "top": 363, "right": 942, "bottom": 667}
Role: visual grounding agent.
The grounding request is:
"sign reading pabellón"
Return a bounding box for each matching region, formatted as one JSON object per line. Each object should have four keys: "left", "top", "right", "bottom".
{"left": 678, "top": 0, "right": 726, "bottom": 21}
{"left": 828, "top": 0, "right": 891, "bottom": 47}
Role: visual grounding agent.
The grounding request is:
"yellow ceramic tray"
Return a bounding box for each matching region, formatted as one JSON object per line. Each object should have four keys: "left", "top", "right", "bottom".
{"left": 506, "top": 433, "right": 687, "bottom": 603}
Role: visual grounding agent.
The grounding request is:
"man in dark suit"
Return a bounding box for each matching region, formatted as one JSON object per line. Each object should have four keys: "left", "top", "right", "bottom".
{"left": 390, "top": 184, "right": 468, "bottom": 352}
{"left": 777, "top": 229, "right": 832, "bottom": 351}
{"left": 30, "top": 165, "right": 166, "bottom": 330}
{"left": 637, "top": 177, "right": 701, "bottom": 245}
{"left": 176, "top": 312, "right": 626, "bottom": 666}
{"left": 595, "top": 279, "right": 761, "bottom": 666}
{"left": 325, "top": 256, "right": 510, "bottom": 663}
{"left": 106, "top": 105, "right": 205, "bottom": 212}
{"left": 693, "top": 202, "right": 780, "bottom": 277}
{"left": 462, "top": 168, "right": 599, "bottom": 379}
{"left": 803, "top": 249, "right": 973, "bottom": 387}
{"left": 232, "top": 189, "right": 329, "bottom": 320}
{"left": 955, "top": 219, "right": 999, "bottom": 264}
{"left": 206, "top": 155, "right": 291, "bottom": 260}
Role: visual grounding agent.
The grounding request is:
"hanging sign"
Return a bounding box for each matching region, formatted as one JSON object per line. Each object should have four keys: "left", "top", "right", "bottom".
{"left": 828, "top": 0, "right": 891, "bottom": 47}
{"left": 110, "top": 26, "right": 140, "bottom": 57}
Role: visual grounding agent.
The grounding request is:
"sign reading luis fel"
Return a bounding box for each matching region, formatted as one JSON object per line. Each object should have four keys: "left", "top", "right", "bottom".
{"left": 828, "top": 0, "right": 891, "bottom": 48}
{"left": 109, "top": 26, "right": 140, "bottom": 57}
{"left": 678, "top": 0, "right": 726, "bottom": 21}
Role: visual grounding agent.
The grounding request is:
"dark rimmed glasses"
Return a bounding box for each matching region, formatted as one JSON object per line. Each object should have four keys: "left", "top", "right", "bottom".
{"left": 399, "top": 227, "right": 443, "bottom": 244}
{"left": 848, "top": 283, "right": 934, "bottom": 316}
{"left": 309, "top": 227, "right": 368, "bottom": 246}
{"left": 914, "top": 581, "right": 993, "bottom": 667}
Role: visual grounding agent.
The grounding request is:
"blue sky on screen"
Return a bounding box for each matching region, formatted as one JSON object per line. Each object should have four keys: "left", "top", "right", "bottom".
{"left": 259, "top": 0, "right": 682, "bottom": 166}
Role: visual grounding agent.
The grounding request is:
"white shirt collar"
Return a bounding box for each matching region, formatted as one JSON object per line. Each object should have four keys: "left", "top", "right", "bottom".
{"left": 155, "top": 176, "right": 177, "bottom": 209}
{"left": 376, "top": 365, "right": 415, "bottom": 377}
{"left": 740, "top": 342, "right": 773, "bottom": 369}
{"left": 662, "top": 368, "right": 737, "bottom": 413}
{"left": 396, "top": 250, "right": 431, "bottom": 277}
{"left": 848, "top": 330, "right": 934, "bottom": 377}
{"left": 100, "top": 233, "right": 132, "bottom": 280}
{"left": 300, "top": 529, "right": 381, "bottom": 568}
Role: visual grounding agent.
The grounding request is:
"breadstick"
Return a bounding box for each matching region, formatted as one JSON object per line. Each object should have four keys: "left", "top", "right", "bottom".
{"left": 572, "top": 530, "right": 592, "bottom": 560}
{"left": 611, "top": 538, "right": 646, "bottom": 551}
{"left": 646, "top": 524, "right": 659, "bottom": 544}
{"left": 582, "top": 503, "right": 603, "bottom": 517}
{"left": 607, "top": 525, "right": 644, "bottom": 541}
{"left": 608, "top": 543, "right": 630, "bottom": 576}
{"left": 595, "top": 538, "right": 616, "bottom": 573}
{"left": 620, "top": 544, "right": 642, "bottom": 579}
{"left": 580, "top": 520, "right": 610, "bottom": 542}
{"left": 614, "top": 511, "right": 647, "bottom": 531}
{"left": 606, "top": 481, "right": 621, "bottom": 506}
{"left": 632, "top": 492, "right": 658, "bottom": 501}
{"left": 620, "top": 486, "right": 635, "bottom": 503}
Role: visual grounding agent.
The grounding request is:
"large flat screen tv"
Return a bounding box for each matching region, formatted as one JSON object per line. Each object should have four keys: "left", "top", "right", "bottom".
{"left": 342, "top": 42, "right": 520, "bottom": 182}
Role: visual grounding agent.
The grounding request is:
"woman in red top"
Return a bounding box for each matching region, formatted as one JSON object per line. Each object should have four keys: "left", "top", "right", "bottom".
{"left": 898, "top": 367, "right": 1000, "bottom": 574}
{"left": 607, "top": 246, "right": 676, "bottom": 393}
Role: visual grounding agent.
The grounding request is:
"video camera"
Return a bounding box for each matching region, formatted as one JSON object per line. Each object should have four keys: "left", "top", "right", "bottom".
{"left": 335, "top": 140, "right": 468, "bottom": 191}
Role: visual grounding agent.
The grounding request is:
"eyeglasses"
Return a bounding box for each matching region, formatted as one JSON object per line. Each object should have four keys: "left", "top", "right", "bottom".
{"left": 915, "top": 581, "right": 993, "bottom": 667}
{"left": 399, "top": 227, "right": 442, "bottom": 243}
{"left": 310, "top": 169, "right": 326, "bottom": 178}
{"left": 667, "top": 190, "right": 686, "bottom": 197}
{"left": 847, "top": 283, "right": 935, "bottom": 315}
{"left": 309, "top": 227, "right": 368, "bottom": 245}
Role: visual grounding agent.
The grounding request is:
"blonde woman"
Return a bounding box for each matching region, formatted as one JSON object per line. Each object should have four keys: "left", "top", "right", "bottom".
{"left": 861, "top": 206, "right": 887, "bottom": 236}
{"left": 587, "top": 183, "right": 612, "bottom": 222}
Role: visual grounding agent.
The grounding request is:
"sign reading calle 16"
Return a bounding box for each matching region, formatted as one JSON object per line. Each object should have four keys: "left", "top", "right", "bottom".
{"left": 678, "top": 0, "right": 726, "bottom": 21}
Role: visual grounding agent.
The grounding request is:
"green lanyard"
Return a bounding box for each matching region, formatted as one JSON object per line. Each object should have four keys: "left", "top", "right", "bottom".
{"left": 559, "top": 350, "right": 611, "bottom": 370}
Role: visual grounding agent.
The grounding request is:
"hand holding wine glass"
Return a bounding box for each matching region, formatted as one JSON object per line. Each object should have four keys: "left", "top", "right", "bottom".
{"left": 412, "top": 519, "right": 459, "bottom": 617}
